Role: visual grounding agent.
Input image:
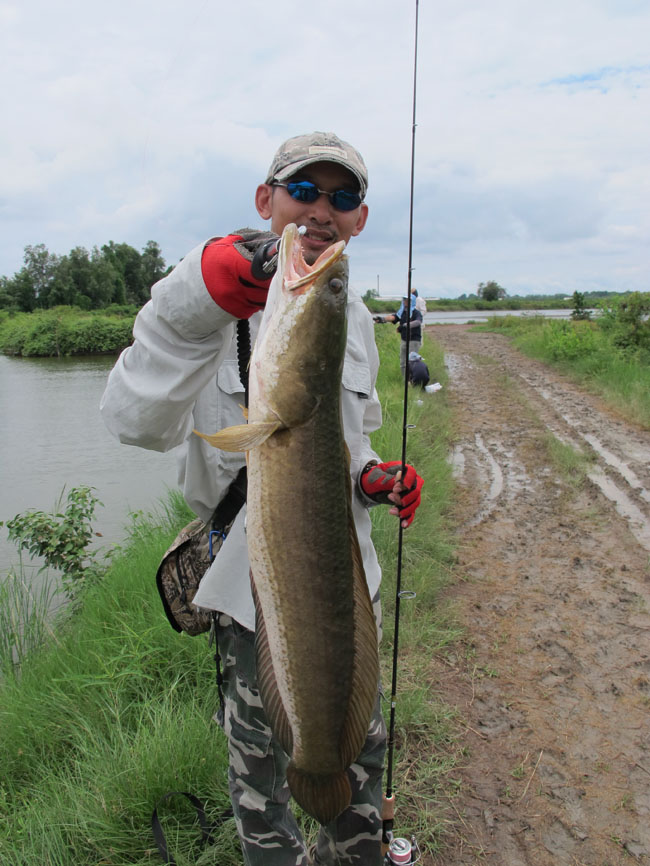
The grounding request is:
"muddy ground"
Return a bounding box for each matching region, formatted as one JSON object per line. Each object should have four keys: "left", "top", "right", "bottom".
{"left": 425, "top": 325, "right": 650, "bottom": 866}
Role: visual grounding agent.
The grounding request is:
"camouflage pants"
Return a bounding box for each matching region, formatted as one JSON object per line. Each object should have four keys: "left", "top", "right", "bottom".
{"left": 215, "top": 610, "right": 387, "bottom": 866}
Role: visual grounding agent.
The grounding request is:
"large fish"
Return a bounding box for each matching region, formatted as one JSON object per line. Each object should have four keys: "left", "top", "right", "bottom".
{"left": 195, "top": 223, "right": 379, "bottom": 823}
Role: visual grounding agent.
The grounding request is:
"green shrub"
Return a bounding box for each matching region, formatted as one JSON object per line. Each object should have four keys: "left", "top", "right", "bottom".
{"left": 0, "top": 308, "right": 135, "bottom": 356}
{"left": 1, "top": 486, "right": 106, "bottom": 600}
{"left": 542, "top": 319, "right": 599, "bottom": 361}
{"left": 598, "top": 291, "right": 650, "bottom": 353}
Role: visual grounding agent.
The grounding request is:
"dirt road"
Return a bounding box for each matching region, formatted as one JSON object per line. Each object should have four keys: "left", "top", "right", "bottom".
{"left": 427, "top": 325, "right": 650, "bottom": 866}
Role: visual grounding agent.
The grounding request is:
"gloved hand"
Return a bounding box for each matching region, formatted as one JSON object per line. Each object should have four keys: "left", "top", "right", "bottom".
{"left": 360, "top": 461, "right": 423, "bottom": 528}
{"left": 373, "top": 315, "right": 386, "bottom": 324}
{"left": 201, "top": 229, "right": 279, "bottom": 319}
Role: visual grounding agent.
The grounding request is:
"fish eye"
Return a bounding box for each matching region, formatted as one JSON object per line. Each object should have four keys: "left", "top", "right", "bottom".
{"left": 328, "top": 278, "right": 344, "bottom": 294}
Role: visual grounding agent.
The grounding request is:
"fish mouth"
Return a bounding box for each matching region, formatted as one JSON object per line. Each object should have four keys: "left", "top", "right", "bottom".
{"left": 280, "top": 224, "right": 346, "bottom": 292}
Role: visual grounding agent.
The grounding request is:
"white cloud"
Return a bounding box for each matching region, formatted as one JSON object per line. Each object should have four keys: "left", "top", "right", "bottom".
{"left": 1, "top": 0, "right": 648, "bottom": 296}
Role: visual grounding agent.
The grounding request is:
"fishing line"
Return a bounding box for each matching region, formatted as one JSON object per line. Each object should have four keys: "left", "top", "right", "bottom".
{"left": 382, "top": 0, "right": 421, "bottom": 862}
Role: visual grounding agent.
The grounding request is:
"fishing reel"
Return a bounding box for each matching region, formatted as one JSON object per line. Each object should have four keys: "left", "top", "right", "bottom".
{"left": 383, "top": 830, "right": 421, "bottom": 865}
{"left": 382, "top": 796, "right": 421, "bottom": 865}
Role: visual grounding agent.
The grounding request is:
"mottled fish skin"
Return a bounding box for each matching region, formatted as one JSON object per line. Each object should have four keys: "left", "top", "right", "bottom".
{"left": 195, "top": 224, "right": 379, "bottom": 824}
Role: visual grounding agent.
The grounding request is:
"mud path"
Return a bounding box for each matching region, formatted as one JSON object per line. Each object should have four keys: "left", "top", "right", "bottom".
{"left": 427, "top": 325, "right": 650, "bottom": 866}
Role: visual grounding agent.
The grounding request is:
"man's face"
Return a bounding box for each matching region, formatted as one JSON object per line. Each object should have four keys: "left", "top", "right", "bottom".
{"left": 255, "top": 161, "right": 369, "bottom": 264}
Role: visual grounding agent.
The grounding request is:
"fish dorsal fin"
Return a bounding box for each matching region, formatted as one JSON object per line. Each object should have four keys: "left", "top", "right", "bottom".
{"left": 193, "top": 421, "right": 281, "bottom": 452}
{"left": 251, "top": 577, "right": 294, "bottom": 756}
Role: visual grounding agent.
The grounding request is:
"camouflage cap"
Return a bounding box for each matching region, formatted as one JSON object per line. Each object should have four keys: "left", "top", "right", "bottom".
{"left": 265, "top": 132, "right": 368, "bottom": 198}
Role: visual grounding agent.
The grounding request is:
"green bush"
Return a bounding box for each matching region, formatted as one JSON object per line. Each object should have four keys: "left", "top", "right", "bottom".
{"left": 0, "top": 308, "right": 135, "bottom": 356}
{"left": 2, "top": 486, "right": 105, "bottom": 600}
{"left": 598, "top": 291, "right": 650, "bottom": 353}
{"left": 542, "top": 319, "right": 599, "bottom": 361}
{"left": 0, "top": 313, "right": 31, "bottom": 354}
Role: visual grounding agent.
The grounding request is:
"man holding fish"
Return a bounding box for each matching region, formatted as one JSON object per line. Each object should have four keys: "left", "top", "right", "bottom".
{"left": 101, "top": 132, "right": 423, "bottom": 865}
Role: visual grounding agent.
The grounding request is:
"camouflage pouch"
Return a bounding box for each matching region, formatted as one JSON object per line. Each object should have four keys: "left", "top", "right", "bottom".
{"left": 155, "top": 517, "right": 232, "bottom": 636}
{"left": 155, "top": 469, "right": 247, "bottom": 636}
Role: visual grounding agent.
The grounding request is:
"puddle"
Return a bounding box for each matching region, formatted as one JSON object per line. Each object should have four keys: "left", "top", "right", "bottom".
{"left": 475, "top": 433, "right": 504, "bottom": 501}
{"left": 449, "top": 444, "right": 465, "bottom": 478}
{"left": 444, "top": 353, "right": 470, "bottom": 381}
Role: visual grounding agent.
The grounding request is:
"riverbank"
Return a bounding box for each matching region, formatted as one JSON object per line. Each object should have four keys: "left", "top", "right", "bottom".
{"left": 366, "top": 293, "right": 602, "bottom": 316}
{"left": 0, "top": 296, "right": 632, "bottom": 357}
{"left": 0, "top": 306, "right": 135, "bottom": 357}
{"left": 423, "top": 308, "right": 597, "bottom": 325}
{"left": 0, "top": 299, "right": 601, "bottom": 357}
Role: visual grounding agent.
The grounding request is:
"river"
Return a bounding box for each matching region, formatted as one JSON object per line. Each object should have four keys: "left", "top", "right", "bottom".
{"left": 0, "top": 354, "right": 179, "bottom": 575}
{"left": 423, "top": 308, "right": 592, "bottom": 325}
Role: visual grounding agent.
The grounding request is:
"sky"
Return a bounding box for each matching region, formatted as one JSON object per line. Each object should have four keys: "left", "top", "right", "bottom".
{"left": 1, "top": 0, "right": 649, "bottom": 299}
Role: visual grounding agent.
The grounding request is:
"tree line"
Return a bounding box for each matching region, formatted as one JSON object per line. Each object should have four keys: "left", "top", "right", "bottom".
{"left": 0, "top": 241, "right": 170, "bottom": 312}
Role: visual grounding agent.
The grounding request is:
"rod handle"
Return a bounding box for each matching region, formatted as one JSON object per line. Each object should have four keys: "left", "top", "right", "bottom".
{"left": 381, "top": 793, "right": 396, "bottom": 855}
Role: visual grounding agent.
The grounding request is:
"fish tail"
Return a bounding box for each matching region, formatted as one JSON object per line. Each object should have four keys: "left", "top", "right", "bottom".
{"left": 287, "top": 763, "right": 352, "bottom": 825}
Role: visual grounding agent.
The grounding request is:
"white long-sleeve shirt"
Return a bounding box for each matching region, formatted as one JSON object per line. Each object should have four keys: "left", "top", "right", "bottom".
{"left": 100, "top": 239, "right": 383, "bottom": 630}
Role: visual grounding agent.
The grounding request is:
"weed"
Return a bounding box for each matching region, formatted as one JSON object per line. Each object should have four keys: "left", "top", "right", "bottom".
{"left": 0, "top": 566, "right": 62, "bottom": 672}
{"left": 511, "top": 763, "right": 526, "bottom": 780}
{"left": 614, "top": 793, "right": 634, "bottom": 812}
{"left": 540, "top": 433, "right": 594, "bottom": 489}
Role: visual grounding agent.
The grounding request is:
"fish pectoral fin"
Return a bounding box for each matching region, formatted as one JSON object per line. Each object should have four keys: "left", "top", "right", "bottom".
{"left": 193, "top": 421, "right": 281, "bottom": 452}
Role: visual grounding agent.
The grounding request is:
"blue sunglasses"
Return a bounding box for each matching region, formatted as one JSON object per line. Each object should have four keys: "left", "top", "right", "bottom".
{"left": 273, "top": 180, "right": 363, "bottom": 212}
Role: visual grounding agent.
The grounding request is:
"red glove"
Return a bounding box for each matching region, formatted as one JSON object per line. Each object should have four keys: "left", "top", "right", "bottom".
{"left": 201, "top": 232, "right": 276, "bottom": 319}
{"left": 360, "top": 461, "right": 423, "bottom": 528}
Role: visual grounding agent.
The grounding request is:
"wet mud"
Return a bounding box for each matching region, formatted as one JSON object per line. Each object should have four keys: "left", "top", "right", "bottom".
{"left": 426, "top": 325, "right": 650, "bottom": 866}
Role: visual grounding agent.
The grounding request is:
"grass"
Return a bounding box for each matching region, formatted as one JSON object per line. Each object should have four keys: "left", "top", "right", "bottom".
{"left": 0, "top": 497, "right": 234, "bottom": 866}
{"left": 478, "top": 315, "right": 650, "bottom": 429}
{"left": 370, "top": 327, "right": 461, "bottom": 856}
{"left": 540, "top": 433, "right": 595, "bottom": 489}
{"left": 0, "top": 330, "right": 460, "bottom": 865}
{"left": 0, "top": 562, "right": 62, "bottom": 669}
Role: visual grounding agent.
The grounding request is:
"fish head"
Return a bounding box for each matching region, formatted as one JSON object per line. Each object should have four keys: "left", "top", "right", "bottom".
{"left": 278, "top": 223, "right": 346, "bottom": 292}
{"left": 251, "top": 224, "right": 349, "bottom": 428}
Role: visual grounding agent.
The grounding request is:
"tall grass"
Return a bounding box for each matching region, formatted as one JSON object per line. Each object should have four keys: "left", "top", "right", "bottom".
{"left": 1, "top": 496, "right": 233, "bottom": 866}
{"left": 370, "top": 327, "right": 461, "bottom": 853}
{"left": 0, "top": 333, "right": 459, "bottom": 864}
{"left": 0, "top": 563, "right": 62, "bottom": 672}
{"left": 483, "top": 315, "right": 650, "bottom": 428}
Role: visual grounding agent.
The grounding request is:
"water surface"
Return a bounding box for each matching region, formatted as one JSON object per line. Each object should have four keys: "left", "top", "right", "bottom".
{"left": 0, "top": 354, "right": 179, "bottom": 573}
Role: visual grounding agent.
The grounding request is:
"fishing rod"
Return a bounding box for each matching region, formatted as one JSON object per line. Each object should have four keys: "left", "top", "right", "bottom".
{"left": 382, "top": 1, "right": 422, "bottom": 864}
